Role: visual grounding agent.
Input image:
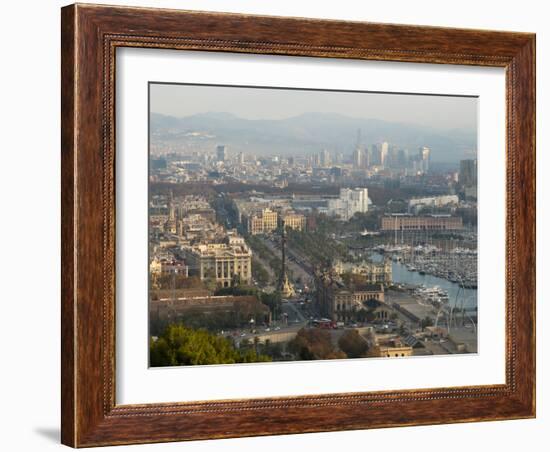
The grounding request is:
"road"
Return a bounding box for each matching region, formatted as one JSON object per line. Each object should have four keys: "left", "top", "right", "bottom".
{"left": 251, "top": 251, "right": 278, "bottom": 288}
{"left": 230, "top": 321, "right": 307, "bottom": 346}
{"left": 282, "top": 300, "right": 307, "bottom": 323}
{"left": 259, "top": 236, "right": 314, "bottom": 288}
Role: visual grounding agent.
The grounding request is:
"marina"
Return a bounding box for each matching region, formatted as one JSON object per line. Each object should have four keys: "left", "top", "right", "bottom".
{"left": 374, "top": 243, "right": 477, "bottom": 289}
{"left": 368, "top": 250, "right": 477, "bottom": 311}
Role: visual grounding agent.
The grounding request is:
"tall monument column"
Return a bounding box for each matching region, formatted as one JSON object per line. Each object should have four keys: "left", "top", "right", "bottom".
{"left": 278, "top": 220, "right": 295, "bottom": 298}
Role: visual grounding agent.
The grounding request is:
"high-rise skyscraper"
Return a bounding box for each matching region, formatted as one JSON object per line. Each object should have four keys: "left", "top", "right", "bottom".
{"left": 380, "top": 142, "right": 389, "bottom": 168}
{"left": 419, "top": 146, "right": 431, "bottom": 173}
{"left": 352, "top": 146, "right": 364, "bottom": 168}
{"left": 364, "top": 145, "right": 372, "bottom": 168}
{"left": 216, "top": 145, "right": 226, "bottom": 162}
{"left": 459, "top": 159, "right": 477, "bottom": 186}
{"left": 397, "top": 149, "right": 408, "bottom": 168}
{"left": 319, "top": 149, "right": 331, "bottom": 167}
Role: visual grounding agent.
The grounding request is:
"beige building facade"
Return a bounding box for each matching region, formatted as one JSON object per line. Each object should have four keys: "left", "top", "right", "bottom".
{"left": 185, "top": 241, "right": 252, "bottom": 287}
{"left": 315, "top": 271, "right": 386, "bottom": 322}
{"left": 381, "top": 214, "right": 463, "bottom": 231}
{"left": 375, "top": 344, "right": 413, "bottom": 358}
{"left": 333, "top": 259, "right": 392, "bottom": 285}
{"left": 281, "top": 212, "right": 306, "bottom": 231}
{"left": 247, "top": 208, "right": 278, "bottom": 235}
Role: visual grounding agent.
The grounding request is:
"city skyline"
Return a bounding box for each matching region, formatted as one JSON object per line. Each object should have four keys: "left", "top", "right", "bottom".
{"left": 150, "top": 83, "right": 478, "bottom": 132}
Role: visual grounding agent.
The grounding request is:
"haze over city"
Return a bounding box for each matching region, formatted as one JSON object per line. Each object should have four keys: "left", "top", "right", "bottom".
{"left": 150, "top": 83, "right": 477, "bottom": 130}
{"left": 150, "top": 83, "right": 478, "bottom": 164}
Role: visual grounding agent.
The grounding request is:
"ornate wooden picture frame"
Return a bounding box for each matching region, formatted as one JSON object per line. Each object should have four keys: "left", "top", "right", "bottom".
{"left": 61, "top": 3, "right": 535, "bottom": 447}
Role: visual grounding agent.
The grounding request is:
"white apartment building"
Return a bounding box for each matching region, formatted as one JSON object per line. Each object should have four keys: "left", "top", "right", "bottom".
{"left": 327, "top": 188, "right": 369, "bottom": 221}
{"left": 408, "top": 194, "right": 459, "bottom": 213}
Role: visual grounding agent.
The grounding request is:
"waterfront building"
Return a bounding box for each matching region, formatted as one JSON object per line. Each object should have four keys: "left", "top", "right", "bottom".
{"left": 315, "top": 270, "right": 385, "bottom": 321}
{"left": 332, "top": 259, "right": 392, "bottom": 285}
{"left": 331, "top": 286, "right": 385, "bottom": 322}
{"left": 381, "top": 213, "right": 463, "bottom": 231}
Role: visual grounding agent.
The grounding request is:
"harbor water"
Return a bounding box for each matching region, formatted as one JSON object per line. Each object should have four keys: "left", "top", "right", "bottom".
{"left": 371, "top": 253, "right": 478, "bottom": 309}
{"left": 391, "top": 262, "right": 478, "bottom": 309}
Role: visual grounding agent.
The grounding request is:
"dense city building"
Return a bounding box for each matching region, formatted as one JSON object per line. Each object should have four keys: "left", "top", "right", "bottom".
{"left": 149, "top": 257, "right": 189, "bottom": 277}
{"left": 147, "top": 86, "right": 480, "bottom": 366}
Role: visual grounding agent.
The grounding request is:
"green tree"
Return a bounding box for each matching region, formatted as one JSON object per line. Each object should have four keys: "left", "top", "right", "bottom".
{"left": 356, "top": 308, "right": 369, "bottom": 323}
{"left": 149, "top": 337, "right": 175, "bottom": 366}
{"left": 338, "top": 330, "right": 369, "bottom": 358}
{"left": 260, "top": 291, "right": 282, "bottom": 320}
{"left": 288, "top": 328, "right": 343, "bottom": 360}
{"left": 252, "top": 258, "right": 270, "bottom": 286}
{"left": 156, "top": 274, "right": 204, "bottom": 291}
{"left": 214, "top": 285, "right": 257, "bottom": 296}
{"left": 149, "top": 324, "right": 271, "bottom": 366}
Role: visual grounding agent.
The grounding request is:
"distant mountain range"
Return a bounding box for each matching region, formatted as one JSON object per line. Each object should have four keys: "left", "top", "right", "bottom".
{"left": 150, "top": 111, "right": 477, "bottom": 163}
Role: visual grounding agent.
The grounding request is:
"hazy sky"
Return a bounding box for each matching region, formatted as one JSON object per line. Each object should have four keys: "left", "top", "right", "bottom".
{"left": 150, "top": 83, "right": 477, "bottom": 131}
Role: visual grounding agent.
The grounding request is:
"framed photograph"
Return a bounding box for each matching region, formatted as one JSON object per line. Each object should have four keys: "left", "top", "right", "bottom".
{"left": 61, "top": 3, "right": 536, "bottom": 447}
